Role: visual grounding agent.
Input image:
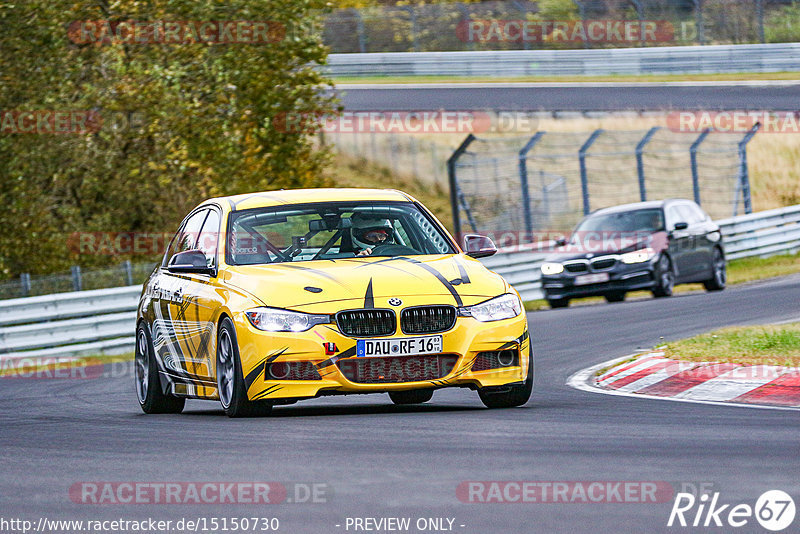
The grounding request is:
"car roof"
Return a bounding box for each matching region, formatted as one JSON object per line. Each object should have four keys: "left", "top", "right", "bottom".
{"left": 589, "top": 199, "right": 690, "bottom": 216}
{"left": 200, "top": 188, "right": 414, "bottom": 212}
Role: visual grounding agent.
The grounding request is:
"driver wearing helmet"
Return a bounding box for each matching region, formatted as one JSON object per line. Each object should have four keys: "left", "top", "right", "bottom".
{"left": 350, "top": 215, "right": 393, "bottom": 256}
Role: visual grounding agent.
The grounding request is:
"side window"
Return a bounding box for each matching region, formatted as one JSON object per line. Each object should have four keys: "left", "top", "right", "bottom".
{"left": 197, "top": 209, "right": 221, "bottom": 268}
{"left": 690, "top": 203, "right": 709, "bottom": 223}
{"left": 666, "top": 206, "right": 683, "bottom": 229}
{"left": 677, "top": 204, "right": 702, "bottom": 225}
{"left": 163, "top": 209, "right": 209, "bottom": 266}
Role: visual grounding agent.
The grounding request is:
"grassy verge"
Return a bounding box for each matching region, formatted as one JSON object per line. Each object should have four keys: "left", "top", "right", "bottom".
{"left": 333, "top": 72, "right": 800, "bottom": 84}
{"left": 663, "top": 323, "right": 800, "bottom": 367}
{"left": 524, "top": 251, "right": 800, "bottom": 311}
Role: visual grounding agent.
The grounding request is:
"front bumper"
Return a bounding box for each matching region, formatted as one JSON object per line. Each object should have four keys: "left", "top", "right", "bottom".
{"left": 541, "top": 260, "right": 657, "bottom": 300}
{"left": 232, "top": 308, "right": 530, "bottom": 402}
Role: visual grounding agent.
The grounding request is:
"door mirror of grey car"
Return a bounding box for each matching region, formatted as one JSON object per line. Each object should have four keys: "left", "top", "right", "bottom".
{"left": 554, "top": 237, "right": 567, "bottom": 248}
{"left": 673, "top": 222, "right": 689, "bottom": 231}
{"left": 167, "top": 249, "right": 214, "bottom": 275}
{"left": 463, "top": 234, "right": 497, "bottom": 258}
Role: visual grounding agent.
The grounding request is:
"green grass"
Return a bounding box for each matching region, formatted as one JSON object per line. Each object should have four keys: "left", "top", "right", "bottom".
{"left": 524, "top": 251, "right": 800, "bottom": 311}
{"left": 333, "top": 72, "right": 800, "bottom": 84}
{"left": 663, "top": 323, "right": 800, "bottom": 367}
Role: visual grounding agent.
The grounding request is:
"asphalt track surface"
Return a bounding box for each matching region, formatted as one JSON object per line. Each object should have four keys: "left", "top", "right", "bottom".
{"left": 2, "top": 274, "right": 800, "bottom": 533}
{"left": 336, "top": 82, "right": 800, "bottom": 112}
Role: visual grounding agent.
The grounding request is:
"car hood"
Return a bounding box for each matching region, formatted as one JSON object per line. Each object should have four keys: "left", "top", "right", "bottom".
{"left": 220, "top": 254, "right": 508, "bottom": 311}
{"left": 544, "top": 231, "right": 668, "bottom": 262}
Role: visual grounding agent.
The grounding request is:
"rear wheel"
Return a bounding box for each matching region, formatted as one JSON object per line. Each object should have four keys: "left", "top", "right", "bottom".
{"left": 547, "top": 298, "right": 569, "bottom": 309}
{"left": 605, "top": 291, "right": 625, "bottom": 303}
{"left": 217, "top": 318, "right": 273, "bottom": 418}
{"left": 389, "top": 389, "right": 434, "bottom": 405}
{"left": 703, "top": 248, "right": 726, "bottom": 291}
{"left": 652, "top": 255, "right": 674, "bottom": 298}
{"left": 135, "top": 324, "right": 185, "bottom": 414}
{"left": 478, "top": 346, "right": 534, "bottom": 409}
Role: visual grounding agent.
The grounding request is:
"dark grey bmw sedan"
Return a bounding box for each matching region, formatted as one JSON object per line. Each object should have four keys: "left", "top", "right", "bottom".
{"left": 540, "top": 199, "right": 726, "bottom": 308}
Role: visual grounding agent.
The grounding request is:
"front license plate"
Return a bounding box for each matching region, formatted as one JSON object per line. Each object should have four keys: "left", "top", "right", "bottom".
{"left": 574, "top": 272, "right": 610, "bottom": 286}
{"left": 357, "top": 335, "right": 443, "bottom": 358}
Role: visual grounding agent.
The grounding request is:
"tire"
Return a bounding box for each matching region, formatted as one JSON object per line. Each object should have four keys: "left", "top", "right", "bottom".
{"left": 478, "top": 345, "right": 534, "bottom": 409}
{"left": 703, "top": 248, "right": 727, "bottom": 292}
{"left": 135, "top": 323, "right": 185, "bottom": 414}
{"left": 547, "top": 298, "right": 569, "bottom": 309}
{"left": 217, "top": 317, "right": 273, "bottom": 418}
{"left": 389, "top": 389, "right": 434, "bottom": 405}
{"left": 604, "top": 292, "right": 625, "bottom": 303}
{"left": 652, "top": 254, "right": 674, "bottom": 298}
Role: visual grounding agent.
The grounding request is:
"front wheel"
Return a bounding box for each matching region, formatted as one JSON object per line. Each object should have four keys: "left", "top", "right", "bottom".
{"left": 478, "top": 346, "right": 534, "bottom": 409}
{"left": 605, "top": 292, "right": 625, "bottom": 303}
{"left": 135, "top": 323, "right": 185, "bottom": 414}
{"left": 547, "top": 298, "right": 569, "bottom": 309}
{"left": 217, "top": 318, "right": 273, "bottom": 418}
{"left": 703, "top": 248, "right": 726, "bottom": 291}
{"left": 389, "top": 389, "right": 434, "bottom": 405}
{"left": 652, "top": 255, "right": 674, "bottom": 298}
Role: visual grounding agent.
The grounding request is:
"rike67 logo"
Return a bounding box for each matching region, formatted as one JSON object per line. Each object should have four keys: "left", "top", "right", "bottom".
{"left": 668, "top": 490, "right": 795, "bottom": 531}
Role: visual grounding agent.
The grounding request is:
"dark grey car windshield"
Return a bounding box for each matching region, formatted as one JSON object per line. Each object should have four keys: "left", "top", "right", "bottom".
{"left": 226, "top": 202, "right": 455, "bottom": 265}
{"left": 574, "top": 209, "right": 664, "bottom": 234}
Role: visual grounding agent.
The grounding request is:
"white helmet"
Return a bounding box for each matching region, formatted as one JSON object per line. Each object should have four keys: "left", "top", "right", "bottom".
{"left": 350, "top": 215, "right": 393, "bottom": 251}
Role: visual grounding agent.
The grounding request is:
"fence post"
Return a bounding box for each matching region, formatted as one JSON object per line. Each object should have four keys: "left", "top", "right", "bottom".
{"left": 71, "top": 265, "right": 82, "bottom": 292}
{"left": 736, "top": 122, "right": 760, "bottom": 216}
{"left": 578, "top": 129, "right": 603, "bottom": 215}
{"left": 519, "top": 132, "right": 546, "bottom": 240}
{"left": 635, "top": 127, "right": 660, "bottom": 202}
{"left": 447, "top": 134, "right": 476, "bottom": 241}
{"left": 123, "top": 260, "right": 134, "bottom": 286}
{"left": 693, "top": 0, "right": 705, "bottom": 45}
{"left": 352, "top": 8, "right": 367, "bottom": 53}
{"left": 690, "top": 129, "right": 710, "bottom": 206}
{"left": 20, "top": 273, "right": 31, "bottom": 297}
{"left": 756, "top": 0, "right": 765, "bottom": 44}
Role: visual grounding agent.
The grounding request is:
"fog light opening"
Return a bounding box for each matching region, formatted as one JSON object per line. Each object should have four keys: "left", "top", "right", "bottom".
{"left": 269, "top": 362, "right": 290, "bottom": 380}
{"left": 497, "top": 350, "right": 515, "bottom": 367}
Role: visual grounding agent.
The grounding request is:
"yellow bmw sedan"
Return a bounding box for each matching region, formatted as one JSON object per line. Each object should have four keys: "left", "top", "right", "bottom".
{"left": 135, "top": 188, "right": 532, "bottom": 417}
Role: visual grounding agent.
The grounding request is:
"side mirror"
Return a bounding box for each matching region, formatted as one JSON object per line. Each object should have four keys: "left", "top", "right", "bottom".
{"left": 555, "top": 237, "right": 567, "bottom": 248}
{"left": 673, "top": 221, "right": 689, "bottom": 231}
{"left": 167, "top": 249, "right": 214, "bottom": 275}
{"left": 463, "top": 234, "right": 497, "bottom": 258}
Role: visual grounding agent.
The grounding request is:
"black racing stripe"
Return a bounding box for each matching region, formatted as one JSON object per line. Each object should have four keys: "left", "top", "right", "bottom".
{"left": 251, "top": 384, "right": 281, "bottom": 401}
{"left": 316, "top": 345, "right": 357, "bottom": 368}
{"left": 454, "top": 258, "right": 471, "bottom": 284}
{"left": 244, "top": 347, "right": 288, "bottom": 390}
{"left": 364, "top": 278, "right": 374, "bottom": 309}
{"left": 395, "top": 257, "right": 464, "bottom": 307}
{"left": 275, "top": 264, "right": 351, "bottom": 289}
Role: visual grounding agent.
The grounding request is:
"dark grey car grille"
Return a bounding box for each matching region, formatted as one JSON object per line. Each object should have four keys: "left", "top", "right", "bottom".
{"left": 400, "top": 305, "right": 457, "bottom": 334}
{"left": 336, "top": 309, "right": 396, "bottom": 337}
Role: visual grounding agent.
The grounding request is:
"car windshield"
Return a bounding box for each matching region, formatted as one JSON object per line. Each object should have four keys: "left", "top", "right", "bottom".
{"left": 573, "top": 208, "right": 664, "bottom": 236}
{"left": 226, "top": 201, "right": 455, "bottom": 265}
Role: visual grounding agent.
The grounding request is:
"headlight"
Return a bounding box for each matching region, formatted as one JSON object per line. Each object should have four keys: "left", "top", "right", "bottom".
{"left": 460, "top": 293, "right": 522, "bottom": 322}
{"left": 245, "top": 307, "right": 330, "bottom": 332}
{"left": 541, "top": 262, "right": 564, "bottom": 275}
{"left": 620, "top": 247, "right": 656, "bottom": 264}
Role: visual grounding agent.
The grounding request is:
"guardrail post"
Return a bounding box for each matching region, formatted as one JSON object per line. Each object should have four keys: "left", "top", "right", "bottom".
{"left": 123, "top": 260, "right": 133, "bottom": 286}
{"left": 692, "top": 0, "right": 705, "bottom": 45}
{"left": 71, "top": 266, "right": 82, "bottom": 292}
{"left": 690, "top": 128, "right": 710, "bottom": 206}
{"left": 518, "top": 132, "right": 545, "bottom": 240}
{"left": 20, "top": 273, "right": 31, "bottom": 297}
{"left": 447, "top": 134, "right": 476, "bottom": 240}
{"left": 736, "top": 122, "right": 760, "bottom": 216}
{"left": 635, "top": 127, "right": 659, "bottom": 202}
{"left": 578, "top": 129, "right": 603, "bottom": 215}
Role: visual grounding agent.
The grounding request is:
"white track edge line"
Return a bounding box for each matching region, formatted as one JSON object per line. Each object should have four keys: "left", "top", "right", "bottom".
{"left": 566, "top": 354, "right": 800, "bottom": 413}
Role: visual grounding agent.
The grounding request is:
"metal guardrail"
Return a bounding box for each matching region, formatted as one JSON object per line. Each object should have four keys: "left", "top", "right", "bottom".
{"left": 0, "top": 205, "right": 798, "bottom": 360}
{"left": 325, "top": 43, "right": 800, "bottom": 77}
